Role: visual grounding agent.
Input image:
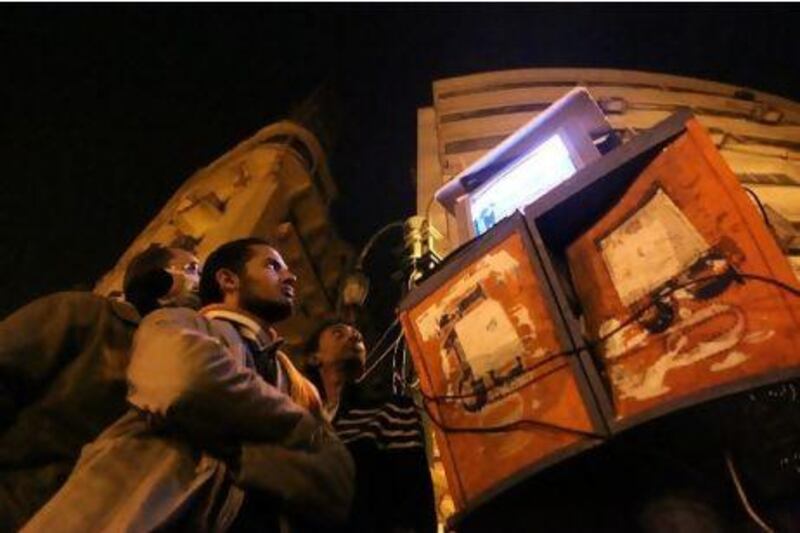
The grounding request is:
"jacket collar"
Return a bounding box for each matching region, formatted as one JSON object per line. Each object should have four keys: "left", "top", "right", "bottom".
{"left": 200, "top": 304, "right": 284, "bottom": 353}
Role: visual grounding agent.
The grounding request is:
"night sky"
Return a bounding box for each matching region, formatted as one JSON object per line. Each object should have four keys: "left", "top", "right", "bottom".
{"left": 2, "top": 4, "right": 799, "bottom": 318}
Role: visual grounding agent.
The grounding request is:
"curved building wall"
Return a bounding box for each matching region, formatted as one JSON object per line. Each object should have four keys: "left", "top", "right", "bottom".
{"left": 417, "top": 68, "right": 800, "bottom": 268}
{"left": 95, "top": 120, "right": 353, "bottom": 350}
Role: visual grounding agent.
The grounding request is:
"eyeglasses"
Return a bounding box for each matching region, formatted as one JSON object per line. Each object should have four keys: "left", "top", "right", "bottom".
{"left": 166, "top": 262, "right": 201, "bottom": 278}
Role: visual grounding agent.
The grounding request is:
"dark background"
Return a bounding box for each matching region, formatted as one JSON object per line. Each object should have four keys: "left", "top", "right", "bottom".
{"left": 2, "top": 4, "right": 799, "bottom": 319}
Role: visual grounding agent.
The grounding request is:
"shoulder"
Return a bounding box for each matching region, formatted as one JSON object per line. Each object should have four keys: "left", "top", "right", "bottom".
{"left": 137, "top": 307, "right": 242, "bottom": 345}
{"left": 5, "top": 291, "right": 121, "bottom": 323}
{"left": 140, "top": 307, "right": 203, "bottom": 328}
{"left": 43, "top": 291, "right": 138, "bottom": 320}
{"left": 136, "top": 308, "right": 208, "bottom": 338}
{"left": 36, "top": 291, "right": 106, "bottom": 310}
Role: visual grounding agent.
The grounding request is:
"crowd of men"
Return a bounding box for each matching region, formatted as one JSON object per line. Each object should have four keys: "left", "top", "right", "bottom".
{"left": 5, "top": 236, "right": 800, "bottom": 533}
{"left": 0, "top": 238, "right": 436, "bottom": 532}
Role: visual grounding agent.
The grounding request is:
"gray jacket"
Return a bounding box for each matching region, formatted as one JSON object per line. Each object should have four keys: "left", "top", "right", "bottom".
{"left": 23, "top": 307, "right": 354, "bottom": 532}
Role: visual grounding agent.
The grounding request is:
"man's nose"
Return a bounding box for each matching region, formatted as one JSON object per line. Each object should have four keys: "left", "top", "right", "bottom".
{"left": 281, "top": 269, "right": 298, "bottom": 285}
{"left": 348, "top": 328, "right": 363, "bottom": 344}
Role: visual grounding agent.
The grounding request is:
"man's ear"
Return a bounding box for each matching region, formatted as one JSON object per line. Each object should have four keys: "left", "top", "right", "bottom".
{"left": 216, "top": 268, "right": 239, "bottom": 295}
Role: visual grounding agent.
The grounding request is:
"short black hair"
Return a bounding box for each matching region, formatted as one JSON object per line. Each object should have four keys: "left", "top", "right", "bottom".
{"left": 303, "top": 318, "right": 351, "bottom": 356}
{"left": 123, "top": 244, "right": 175, "bottom": 316}
{"left": 302, "top": 318, "right": 351, "bottom": 401}
{"left": 199, "top": 237, "right": 272, "bottom": 305}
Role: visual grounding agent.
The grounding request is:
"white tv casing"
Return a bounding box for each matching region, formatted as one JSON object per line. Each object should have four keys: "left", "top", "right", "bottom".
{"left": 434, "top": 87, "right": 613, "bottom": 244}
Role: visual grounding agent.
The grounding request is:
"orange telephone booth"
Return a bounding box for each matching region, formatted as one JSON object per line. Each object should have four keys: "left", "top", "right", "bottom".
{"left": 562, "top": 117, "right": 800, "bottom": 430}
{"left": 399, "top": 213, "right": 607, "bottom": 515}
{"left": 401, "top": 108, "right": 800, "bottom": 527}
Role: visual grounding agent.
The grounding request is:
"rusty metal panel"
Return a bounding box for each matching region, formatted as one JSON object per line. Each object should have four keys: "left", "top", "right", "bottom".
{"left": 399, "top": 213, "right": 605, "bottom": 515}
{"left": 406, "top": 108, "right": 800, "bottom": 528}
{"left": 566, "top": 119, "right": 800, "bottom": 430}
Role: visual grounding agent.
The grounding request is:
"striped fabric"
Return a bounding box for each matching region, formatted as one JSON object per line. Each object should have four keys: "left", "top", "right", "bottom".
{"left": 333, "top": 397, "right": 426, "bottom": 451}
{"left": 330, "top": 389, "right": 438, "bottom": 533}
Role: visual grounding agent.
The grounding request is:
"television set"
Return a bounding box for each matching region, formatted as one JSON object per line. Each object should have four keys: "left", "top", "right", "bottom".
{"left": 435, "top": 88, "right": 615, "bottom": 244}
{"left": 467, "top": 133, "right": 578, "bottom": 236}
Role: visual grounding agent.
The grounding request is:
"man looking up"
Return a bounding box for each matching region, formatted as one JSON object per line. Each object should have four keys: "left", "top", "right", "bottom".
{"left": 195, "top": 238, "right": 312, "bottom": 402}
{"left": 0, "top": 244, "right": 200, "bottom": 530}
{"left": 305, "top": 321, "right": 367, "bottom": 418}
{"left": 24, "top": 238, "right": 353, "bottom": 532}
{"left": 305, "top": 321, "right": 437, "bottom": 533}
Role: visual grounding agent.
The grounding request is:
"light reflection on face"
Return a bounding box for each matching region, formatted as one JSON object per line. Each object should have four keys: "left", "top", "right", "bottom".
{"left": 238, "top": 245, "right": 298, "bottom": 323}
{"left": 162, "top": 248, "right": 202, "bottom": 308}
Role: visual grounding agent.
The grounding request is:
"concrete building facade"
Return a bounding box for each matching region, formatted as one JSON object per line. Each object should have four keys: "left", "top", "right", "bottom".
{"left": 417, "top": 68, "right": 800, "bottom": 276}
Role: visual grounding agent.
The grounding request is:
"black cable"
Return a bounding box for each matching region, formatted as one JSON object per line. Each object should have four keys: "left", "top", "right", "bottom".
{"left": 412, "top": 269, "right": 800, "bottom": 436}
{"left": 359, "top": 330, "right": 404, "bottom": 382}
{"left": 742, "top": 187, "right": 774, "bottom": 231}
{"left": 419, "top": 350, "right": 574, "bottom": 403}
{"left": 590, "top": 272, "right": 745, "bottom": 346}
{"left": 419, "top": 273, "right": 741, "bottom": 405}
{"left": 421, "top": 270, "right": 800, "bottom": 404}
{"left": 364, "top": 317, "right": 401, "bottom": 363}
{"left": 417, "top": 360, "right": 605, "bottom": 439}
{"left": 738, "top": 272, "right": 800, "bottom": 297}
{"left": 416, "top": 395, "right": 603, "bottom": 440}
{"left": 596, "top": 271, "right": 800, "bottom": 357}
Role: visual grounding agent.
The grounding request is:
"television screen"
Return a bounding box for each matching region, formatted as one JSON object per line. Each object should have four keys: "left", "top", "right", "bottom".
{"left": 470, "top": 134, "right": 577, "bottom": 236}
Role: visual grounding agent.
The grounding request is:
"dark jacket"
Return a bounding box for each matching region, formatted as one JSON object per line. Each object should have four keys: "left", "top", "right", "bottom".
{"left": 0, "top": 291, "right": 140, "bottom": 530}
{"left": 332, "top": 385, "right": 437, "bottom": 533}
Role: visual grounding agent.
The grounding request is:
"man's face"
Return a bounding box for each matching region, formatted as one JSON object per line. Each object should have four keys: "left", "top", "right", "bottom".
{"left": 237, "top": 245, "right": 297, "bottom": 323}
{"left": 163, "top": 248, "right": 202, "bottom": 309}
{"left": 316, "top": 323, "right": 367, "bottom": 380}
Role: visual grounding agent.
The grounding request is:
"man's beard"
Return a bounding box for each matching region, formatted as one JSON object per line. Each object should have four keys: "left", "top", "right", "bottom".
{"left": 239, "top": 282, "right": 293, "bottom": 323}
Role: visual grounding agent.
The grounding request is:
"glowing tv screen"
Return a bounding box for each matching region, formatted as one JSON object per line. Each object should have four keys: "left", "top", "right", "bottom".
{"left": 470, "top": 134, "right": 577, "bottom": 236}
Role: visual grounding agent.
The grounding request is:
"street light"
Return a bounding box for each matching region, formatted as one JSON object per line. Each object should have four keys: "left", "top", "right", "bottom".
{"left": 339, "top": 216, "right": 439, "bottom": 312}
{"left": 338, "top": 220, "right": 405, "bottom": 317}
{"left": 340, "top": 269, "right": 370, "bottom": 308}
